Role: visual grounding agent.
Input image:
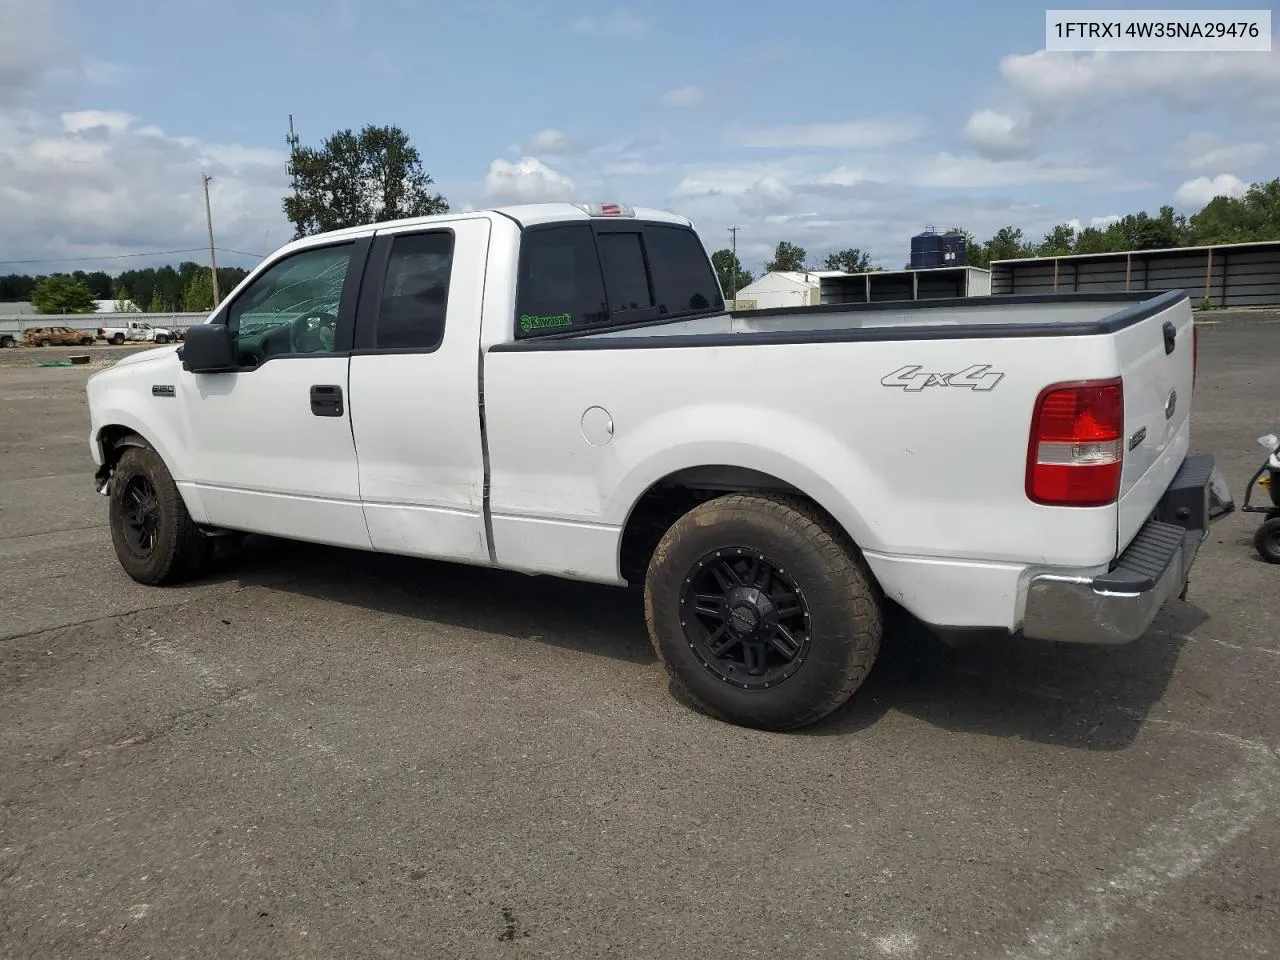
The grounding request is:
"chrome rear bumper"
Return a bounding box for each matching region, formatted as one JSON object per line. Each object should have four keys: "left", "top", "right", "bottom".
{"left": 1019, "top": 454, "right": 1233, "bottom": 645}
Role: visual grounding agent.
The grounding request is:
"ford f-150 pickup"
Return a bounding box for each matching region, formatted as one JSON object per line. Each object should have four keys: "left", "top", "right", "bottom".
{"left": 85, "top": 202, "right": 1233, "bottom": 730}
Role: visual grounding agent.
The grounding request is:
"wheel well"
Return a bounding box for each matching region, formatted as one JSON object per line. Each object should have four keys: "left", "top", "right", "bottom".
{"left": 97, "top": 425, "right": 150, "bottom": 466}
{"left": 619, "top": 465, "right": 822, "bottom": 585}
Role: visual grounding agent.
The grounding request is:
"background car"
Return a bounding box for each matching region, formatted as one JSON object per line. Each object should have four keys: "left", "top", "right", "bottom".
{"left": 23, "top": 326, "right": 96, "bottom": 347}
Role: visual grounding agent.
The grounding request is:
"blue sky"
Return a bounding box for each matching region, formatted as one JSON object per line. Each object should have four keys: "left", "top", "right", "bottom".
{"left": 1, "top": 0, "right": 1277, "bottom": 275}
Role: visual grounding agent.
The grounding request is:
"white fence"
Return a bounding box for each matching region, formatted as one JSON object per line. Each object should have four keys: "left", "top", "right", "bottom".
{"left": 0, "top": 313, "right": 209, "bottom": 340}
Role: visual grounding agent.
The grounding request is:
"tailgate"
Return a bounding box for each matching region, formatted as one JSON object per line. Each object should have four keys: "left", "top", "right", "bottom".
{"left": 1114, "top": 296, "right": 1196, "bottom": 554}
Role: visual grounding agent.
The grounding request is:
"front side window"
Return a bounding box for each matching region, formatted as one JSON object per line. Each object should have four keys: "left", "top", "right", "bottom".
{"left": 227, "top": 243, "right": 352, "bottom": 360}
{"left": 375, "top": 232, "right": 454, "bottom": 351}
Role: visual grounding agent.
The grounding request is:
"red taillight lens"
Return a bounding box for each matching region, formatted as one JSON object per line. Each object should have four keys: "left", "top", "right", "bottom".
{"left": 1027, "top": 378, "right": 1124, "bottom": 507}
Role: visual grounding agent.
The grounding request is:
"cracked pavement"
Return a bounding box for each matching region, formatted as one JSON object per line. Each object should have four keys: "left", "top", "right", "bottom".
{"left": 2, "top": 322, "right": 1280, "bottom": 960}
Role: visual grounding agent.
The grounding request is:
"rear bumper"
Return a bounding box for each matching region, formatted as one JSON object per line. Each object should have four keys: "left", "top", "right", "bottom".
{"left": 1019, "top": 454, "right": 1234, "bottom": 645}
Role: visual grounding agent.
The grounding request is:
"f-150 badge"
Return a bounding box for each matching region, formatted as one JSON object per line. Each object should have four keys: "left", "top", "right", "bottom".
{"left": 881, "top": 364, "right": 1004, "bottom": 392}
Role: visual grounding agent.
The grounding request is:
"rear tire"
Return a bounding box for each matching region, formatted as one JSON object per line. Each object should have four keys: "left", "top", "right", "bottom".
{"left": 111, "top": 334, "right": 125, "bottom": 345}
{"left": 108, "top": 445, "right": 212, "bottom": 585}
{"left": 1255, "top": 517, "right": 1280, "bottom": 565}
{"left": 38, "top": 339, "right": 51, "bottom": 347}
{"left": 644, "top": 493, "right": 882, "bottom": 731}
{"left": 0, "top": 335, "right": 13, "bottom": 348}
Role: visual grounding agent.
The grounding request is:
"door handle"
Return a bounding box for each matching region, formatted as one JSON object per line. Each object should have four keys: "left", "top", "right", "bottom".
{"left": 310, "top": 384, "right": 344, "bottom": 417}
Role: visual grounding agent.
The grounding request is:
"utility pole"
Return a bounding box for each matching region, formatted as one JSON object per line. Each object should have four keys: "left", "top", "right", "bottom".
{"left": 202, "top": 174, "right": 220, "bottom": 307}
{"left": 728, "top": 225, "right": 740, "bottom": 301}
{"left": 285, "top": 114, "right": 300, "bottom": 193}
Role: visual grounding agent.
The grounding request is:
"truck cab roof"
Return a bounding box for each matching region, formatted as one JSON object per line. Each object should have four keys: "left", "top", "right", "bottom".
{"left": 272, "top": 203, "right": 696, "bottom": 258}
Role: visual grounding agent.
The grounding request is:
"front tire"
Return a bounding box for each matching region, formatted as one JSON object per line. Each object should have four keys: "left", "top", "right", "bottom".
{"left": 108, "top": 445, "right": 212, "bottom": 585}
{"left": 644, "top": 493, "right": 882, "bottom": 731}
{"left": 38, "top": 339, "right": 51, "bottom": 347}
{"left": 80, "top": 337, "right": 94, "bottom": 345}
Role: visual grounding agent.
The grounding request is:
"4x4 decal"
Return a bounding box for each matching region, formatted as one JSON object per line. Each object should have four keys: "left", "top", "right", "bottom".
{"left": 881, "top": 364, "right": 1004, "bottom": 392}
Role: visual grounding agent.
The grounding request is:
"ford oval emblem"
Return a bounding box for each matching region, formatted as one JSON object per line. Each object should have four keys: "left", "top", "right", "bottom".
{"left": 1165, "top": 389, "right": 1178, "bottom": 420}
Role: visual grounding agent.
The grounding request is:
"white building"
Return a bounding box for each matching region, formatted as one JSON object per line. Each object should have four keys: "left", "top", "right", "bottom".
{"left": 731, "top": 271, "right": 847, "bottom": 310}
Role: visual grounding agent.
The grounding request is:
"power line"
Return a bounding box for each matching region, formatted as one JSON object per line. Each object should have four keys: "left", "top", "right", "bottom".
{"left": 0, "top": 246, "right": 266, "bottom": 266}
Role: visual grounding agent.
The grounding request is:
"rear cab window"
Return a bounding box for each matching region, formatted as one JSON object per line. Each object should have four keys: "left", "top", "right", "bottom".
{"left": 515, "top": 219, "right": 722, "bottom": 338}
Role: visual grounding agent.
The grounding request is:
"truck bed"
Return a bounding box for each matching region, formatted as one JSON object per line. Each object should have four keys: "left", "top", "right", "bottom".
{"left": 571, "top": 291, "right": 1181, "bottom": 342}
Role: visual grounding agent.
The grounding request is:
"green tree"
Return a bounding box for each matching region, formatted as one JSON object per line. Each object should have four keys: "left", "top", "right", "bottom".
{"left": 710, "top": 249, "right": 753, "bottom": 298}
{"left": 984, "top": 226, "right": 1033, "bottom": 263}
{"left": 1036, "top": 224, "right": 1077, "bottom": 257}
{"left": 822, "top": 248, "right": 873, "bottom": 272}
{"left": 283, "top": 123, "right": 449, "bottom": 238}
{"left": 1189, "top": 177, "right": 1280, "bottom": 245}
{"left": 1073, "top": 226, "right": 1114, "bottom": 254}
{"left": 148, "top": 288, "right": 166, "bottom": 313}
{"left": 765, "top": 240, "right": 806, "bottom": 273}
{"left": 31, "top": 275, "right": 96, "bottom": 314}
{"left": 181, "top": 271, "right": 215, "bottom": 312}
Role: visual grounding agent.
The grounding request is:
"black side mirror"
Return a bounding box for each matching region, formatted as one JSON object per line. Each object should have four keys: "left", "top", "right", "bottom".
{"left": 181, "top": 323, "right": 236, "bottom": 373}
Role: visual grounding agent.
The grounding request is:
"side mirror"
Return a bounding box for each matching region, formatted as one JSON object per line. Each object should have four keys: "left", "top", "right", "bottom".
{"left": 181, "top": 323, "right": 236, "bottom": 373}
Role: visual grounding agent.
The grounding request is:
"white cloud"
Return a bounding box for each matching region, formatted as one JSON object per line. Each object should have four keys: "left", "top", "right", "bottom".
{"left": 962, "top": 109, "right": 1034, "bottom": 159}
{"left": 736, "top": 176, "right": 795, "bottom": 216}
{"left": 60, "top": 109, "right": 136, "bottom": 133}
{"left": 664, "top": 85, "right": 709, "bottom": 108}
{"left": 484, "top": 157, "right": 576, "bottom": 204}
{"left": 0, "top": 108, "right": 290, "bottom": 268}
{"left": 908, "top": 153, "right": 1106, "bottom": 189}
{"left": 1176, "top": 133, "right": 1270, "bottom": 173}
{"left": 523, "top": 129, "right": 578, "bottom": 155}
{"left": 999, "top": 50, "right": 1280, "bottom": 108}
{"left": 0, "top": 0, "right": 64, "bottom": 101}
{"left": 571, "top": 9, "right": 648, "bottom": 38}
{"left": 1174, "top": 174, "right": 1249, "bottom": 210}
{"left": 731, "top": 117, "right": 925, "bottom": 150}
{"left": 1091, "top": 213, "right": 1121, "bottom": 228}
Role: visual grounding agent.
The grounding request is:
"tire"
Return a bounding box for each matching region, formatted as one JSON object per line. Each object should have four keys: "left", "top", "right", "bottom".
{"left": 108, "top": 445, "right": 212, "bottom": 585}
{"left": 0, "top": 336, "right": 13, "bottom": 349}
{"left": 1255, "top": 517, "right": 1280, "bottom": 565}
{"left": 155, "top": 335, "right": 168, "bottom": 344}
{"left": 38, "top": 339, "right": 51, "bottom": 347}
{"left": 644, "top": 493, "right": 882, "bottom": 731}
{"left": 80, "top": 337, "right": 94, "bottom": 345}
{"left": 111, "top": 334, "right": 125, "bottom": 345}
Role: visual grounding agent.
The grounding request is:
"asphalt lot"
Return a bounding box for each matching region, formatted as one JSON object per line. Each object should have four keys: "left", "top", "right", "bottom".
{"left": 2, "top": 319, "right": 1279, "bottom": 959}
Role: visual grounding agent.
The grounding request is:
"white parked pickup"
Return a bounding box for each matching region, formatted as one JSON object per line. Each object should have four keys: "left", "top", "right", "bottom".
{"left": 98, "top": 320, "right": 178, "bottom": 345}
{"left": 85, "top": 202, "right": 1233, "bottom": 730}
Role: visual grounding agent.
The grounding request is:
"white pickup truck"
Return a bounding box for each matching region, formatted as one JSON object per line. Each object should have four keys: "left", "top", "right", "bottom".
{"left": 97, "top": 319, "right": 178, "bottom": 345}
{"left": 85, "top": 202, "right": 1233, "bottom": 730}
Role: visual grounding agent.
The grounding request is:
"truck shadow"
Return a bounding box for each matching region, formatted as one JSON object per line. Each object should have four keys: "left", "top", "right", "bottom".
{"left": 215, "top": 537, "right": 1205, "bottom": 751}
{"left": 218, "top": 535, "right": 656, "bottom": 665}
{"left": 804, "top": 602, "right": 1209, "bottom": 750}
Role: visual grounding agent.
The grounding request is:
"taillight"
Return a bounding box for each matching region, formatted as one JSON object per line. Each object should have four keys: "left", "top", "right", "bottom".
{"left": 1026, "top": 378, "right": 1124, "bottom": 507}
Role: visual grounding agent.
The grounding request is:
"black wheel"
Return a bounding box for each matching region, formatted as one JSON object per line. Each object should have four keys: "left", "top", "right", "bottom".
{"left": 0, "top": 336, "right": 13, "bottom": 348}
{"left": 644, "top": 493, "right": 882, "bottom": 731}
{"left": 1255, "top": 518, "right": 1280, "bottom": 564}
{"left": 80, "top": 337, "right": 94, "bottom": 345}
{"left": 111, "top": 334, "right": 125, "bottom": 345}
{"left": 155, "top": 335, "right": 168, "bottom": 344}
{"left": 108, "top": 445, "right": 212, "bottom": 585}
{"left": 38, "top": 339, "right": 51, "bottom": 347}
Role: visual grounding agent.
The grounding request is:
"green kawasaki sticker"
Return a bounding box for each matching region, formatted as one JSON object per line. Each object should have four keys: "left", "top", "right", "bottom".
{"left": 520, "top": 312, "right": 573, "bottom": 332}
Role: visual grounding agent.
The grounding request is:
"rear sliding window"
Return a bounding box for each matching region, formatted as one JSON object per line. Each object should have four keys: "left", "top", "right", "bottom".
{"left": 515, "top": 222, "right": 723, "bottom": 337}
